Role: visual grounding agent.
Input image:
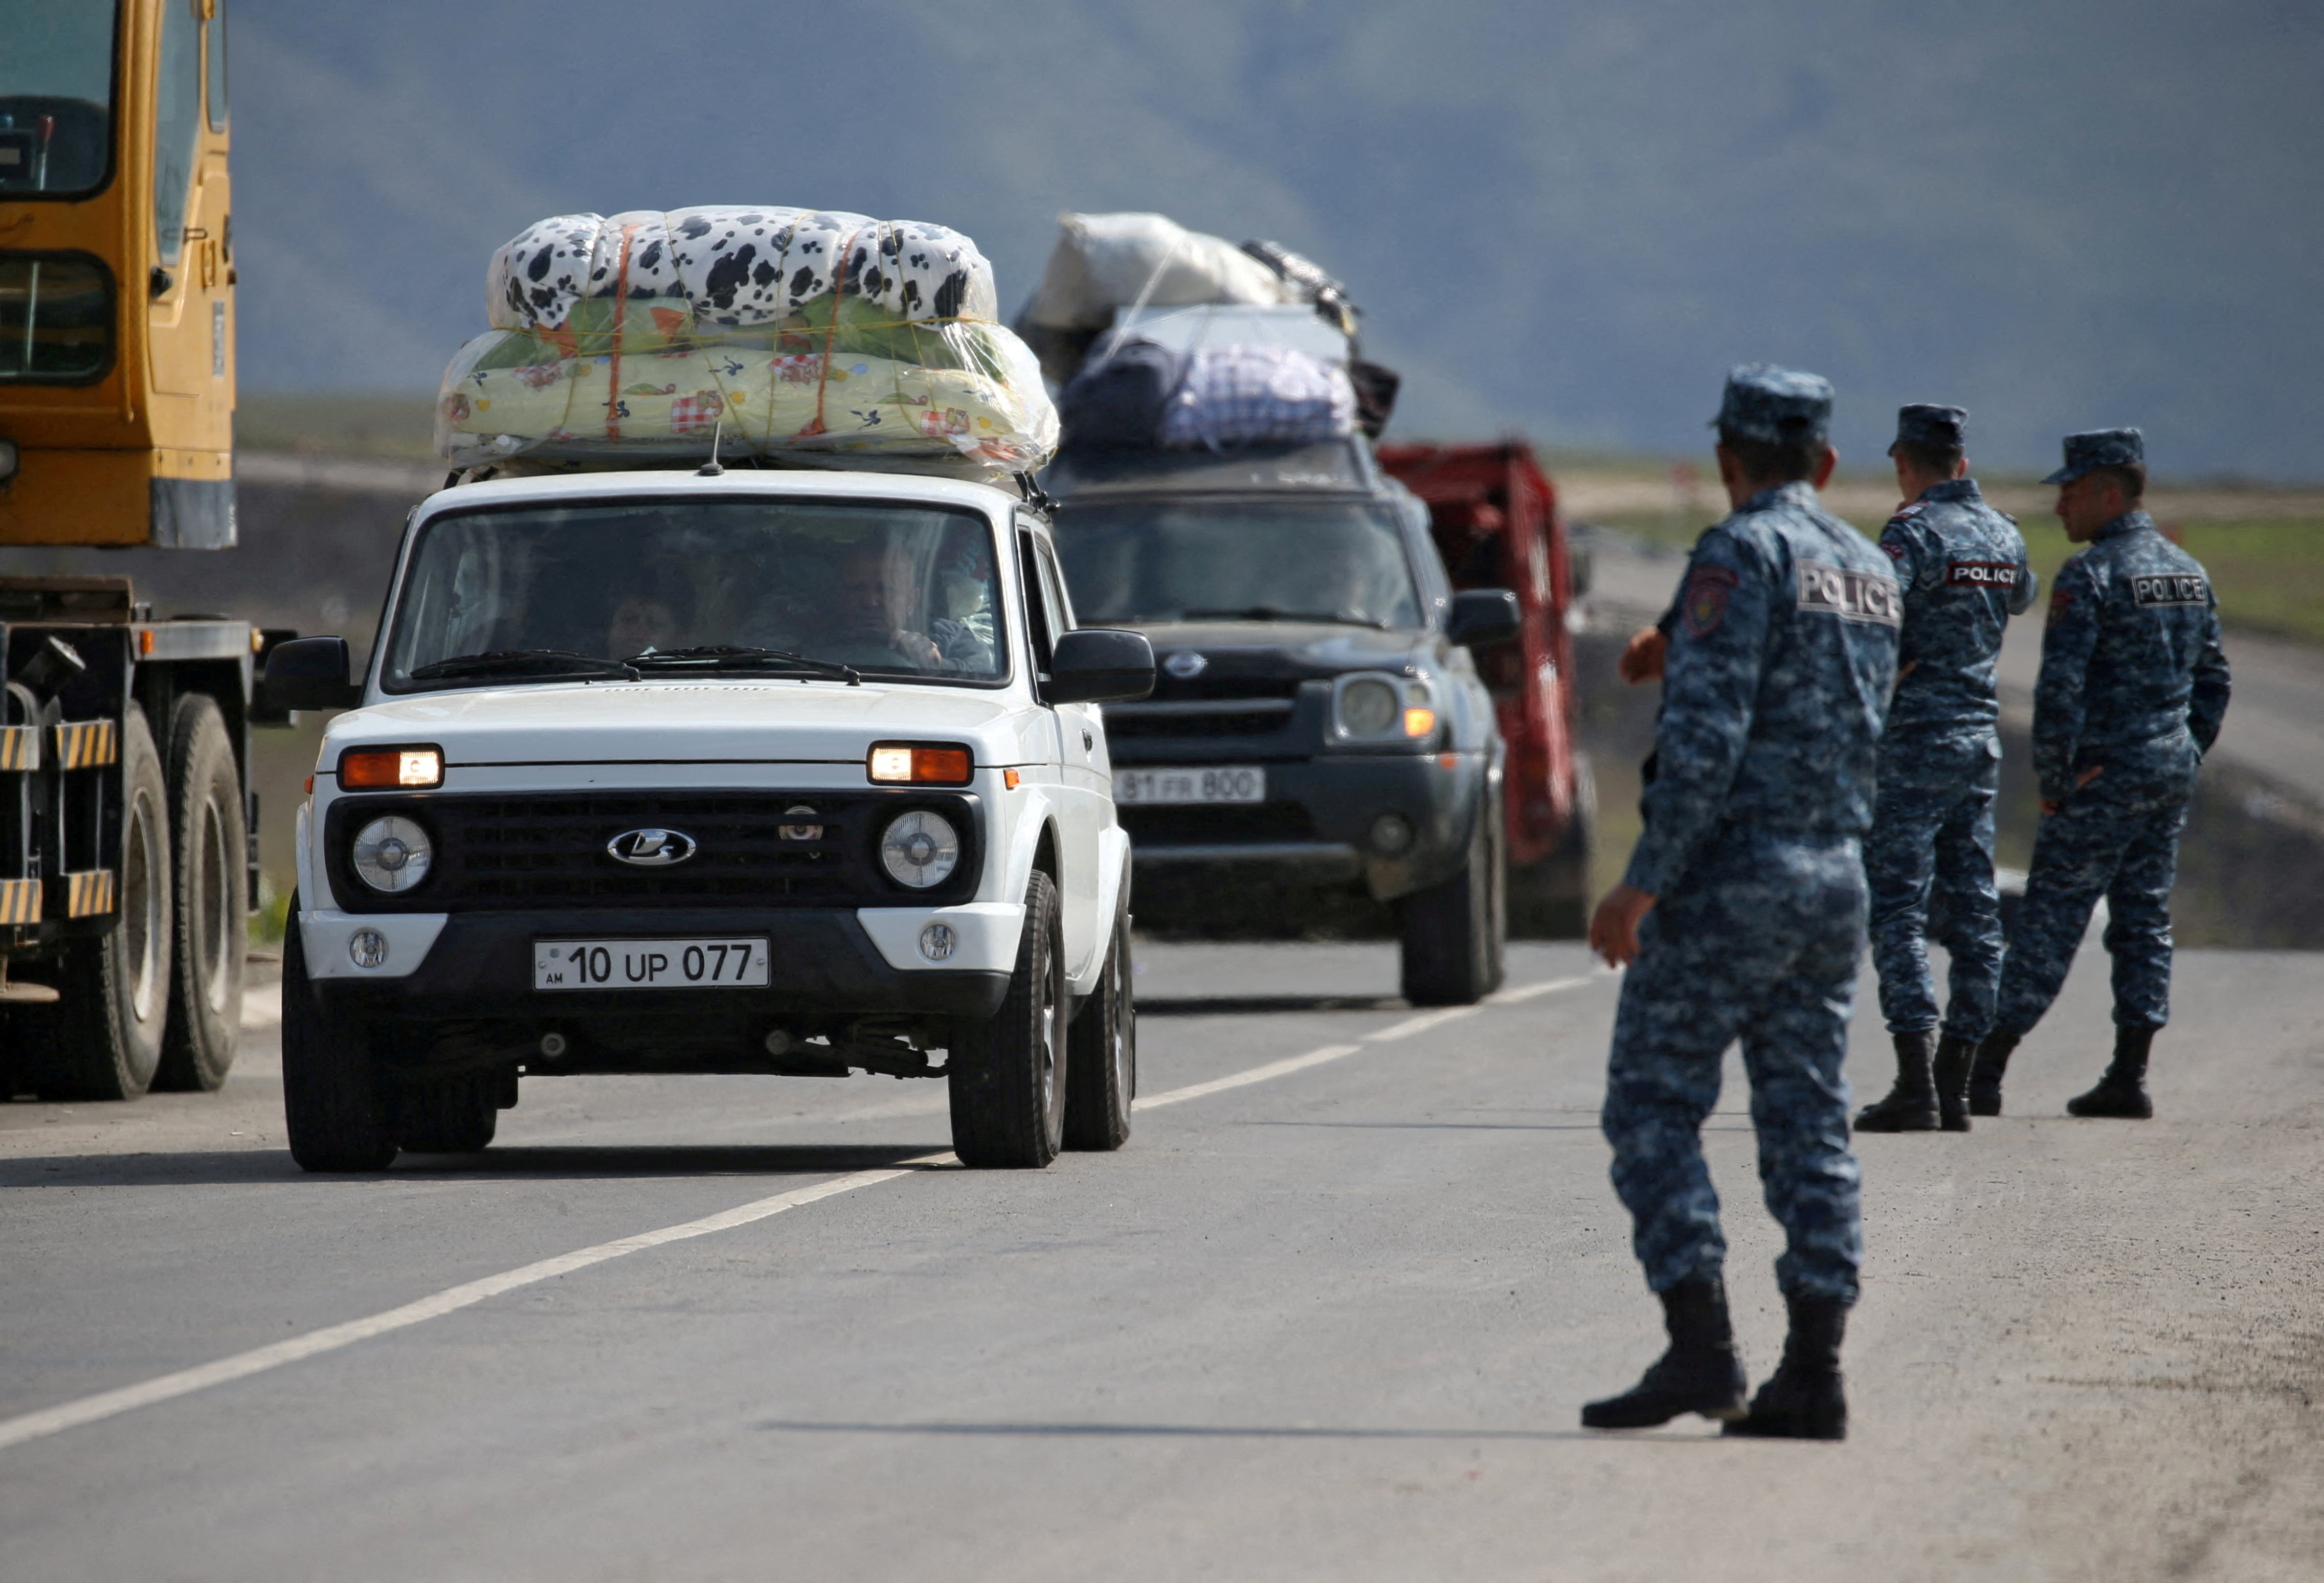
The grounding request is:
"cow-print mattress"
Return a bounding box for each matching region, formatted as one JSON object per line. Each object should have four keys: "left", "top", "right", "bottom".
{"left": 488, "top": 208, "right": 999, "bottom": 333}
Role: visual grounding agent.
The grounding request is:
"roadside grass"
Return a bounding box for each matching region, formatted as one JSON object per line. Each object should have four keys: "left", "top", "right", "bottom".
{"left": 1584, "top": 498, "right": 2324, "bottom": 648}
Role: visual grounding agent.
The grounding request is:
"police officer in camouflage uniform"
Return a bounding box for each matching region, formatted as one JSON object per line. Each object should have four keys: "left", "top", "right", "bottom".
{"left": 1854, "top": 406, "right": 2036, "bottom": 1135}
{"left": 1582, "top": 367, "right": 1899, "bottom": 1442}
{"left": 1972, "top": 430, "right": 2229, "bottom": 1119}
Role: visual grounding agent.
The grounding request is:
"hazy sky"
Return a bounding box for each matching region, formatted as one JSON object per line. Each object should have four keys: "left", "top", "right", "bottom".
{"left": 229, "top": 1, "right": 2324, "bottom": 479}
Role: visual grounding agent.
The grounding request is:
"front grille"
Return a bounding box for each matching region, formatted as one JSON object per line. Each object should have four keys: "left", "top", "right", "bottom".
{"left": 1148, "top": 674, "right": 1306, "bottom": 704}
{"left": 1105, "top": 702, "right": 1293, "bottom": 739}
{"left": 1120, "top": 804, "right": 1316, "bottom": 845}
{"left": 324, "top": 790, "right": 978, "bottom": 913}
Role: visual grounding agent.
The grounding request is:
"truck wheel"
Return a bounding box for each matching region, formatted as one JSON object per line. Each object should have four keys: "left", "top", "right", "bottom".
{"left": 154, "top": 695, "right": 246, "bottom": 1091}
{"left": 1063, "top": 889, "right": 1134, "bottom": 1152}
{"left": 1508, "top": 752, "right": 1596, "bottom": 940}
{"left": 28, "top": 706, "right": 173, "bottom": 1100}
{"left": 281, "top": 900, "right": 398, "bottom": 1171}
{"left": 1398, "top": 790, "right": 1507, "bottom": 1007}
{"left": 948, "top": 870, "right": 1067, "bottom": 1168}
{"left": 397, "top": 1074, "right": 499, "bottom": 1154}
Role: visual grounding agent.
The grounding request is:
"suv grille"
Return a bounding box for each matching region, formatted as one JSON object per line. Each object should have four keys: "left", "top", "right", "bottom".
{"left": 323, "top": 790, "right": 979, "bottom": 913}
{"left": 1120, "top": 804, "right": 1316, "bottom": 845}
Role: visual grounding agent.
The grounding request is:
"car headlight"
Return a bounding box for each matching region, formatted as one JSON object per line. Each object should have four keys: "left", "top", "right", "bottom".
{"left": 880, "top": 810, "right": 960, "bottom": 889}
{"left": 1337, "top": 677, "right": 1400, "bottom": 736}
{"left": 351, "top": 815, "right": 433, "bottom": 893}
{"left": 1335, "top": 674, "right": 1436, "bottom": 739}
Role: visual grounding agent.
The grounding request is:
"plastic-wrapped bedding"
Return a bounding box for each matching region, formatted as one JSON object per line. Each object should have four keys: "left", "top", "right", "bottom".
{"left": 436, "top": 208, "right": 1056, "bottom": 478}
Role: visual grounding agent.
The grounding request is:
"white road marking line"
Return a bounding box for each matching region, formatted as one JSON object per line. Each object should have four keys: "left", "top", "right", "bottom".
{"left": 9, "top": 971, "right": 1600, "bottom": 1452}
{"left": 0, "top": 1156, "right": 949, "bottom": 1455}
{"left": 239, "top": 988, "right": 282, "bottom": 1032}
{"left": 1133, "top": 1045, "right": 1364, "bottom": 1111}
{"left": 1366, "top": 1006, "right": 1481, "bottom": 1043}
{"left": 1486, "top": 974, "right": 1598, "bottom": 1005}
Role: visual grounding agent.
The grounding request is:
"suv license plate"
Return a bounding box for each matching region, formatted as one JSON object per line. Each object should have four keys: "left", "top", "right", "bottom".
{"left": 1114, "top": 766, "right": 1266, "bottom": 806}
{"left": 534, "top": 939, "right": 770, "bottom": 990}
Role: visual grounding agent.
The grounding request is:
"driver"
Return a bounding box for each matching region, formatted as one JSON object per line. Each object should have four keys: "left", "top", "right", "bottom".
{"left": 807, "top": 539, "right": 948, "bottom": 670}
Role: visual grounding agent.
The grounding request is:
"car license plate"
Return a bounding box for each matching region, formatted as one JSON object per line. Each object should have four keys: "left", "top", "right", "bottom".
{"left": 533, "top": 939, "right": 770, "bottom": 990}
{"left": 1114, "top": 765, "right": 1266, "bottom": 806}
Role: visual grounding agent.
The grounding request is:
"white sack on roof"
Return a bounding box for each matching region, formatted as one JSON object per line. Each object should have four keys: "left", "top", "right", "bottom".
{"left": 1021, "top": 212, "right": 1292, "bottom": 334}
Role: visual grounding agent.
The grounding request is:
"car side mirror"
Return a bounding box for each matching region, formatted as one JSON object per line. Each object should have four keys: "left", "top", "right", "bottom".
{"left": 262, "top": 635, "right": 364, "bottom": 712}
{"left": 1447, "top": 589, "right": 1521, "bottom": 648}
{"left": 1045, "top": 628, "right": 1155, "bottom": 705}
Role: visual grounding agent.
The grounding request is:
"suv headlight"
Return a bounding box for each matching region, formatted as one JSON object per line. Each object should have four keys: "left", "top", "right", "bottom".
{"left": 351, "top": 815, "right": 433, "bottom": 893}
{"left": 880, "top": 810, "right": 960, "bottom": 889}
{"left": 1334, "top": 673, "right": 1436, "bottom": 740}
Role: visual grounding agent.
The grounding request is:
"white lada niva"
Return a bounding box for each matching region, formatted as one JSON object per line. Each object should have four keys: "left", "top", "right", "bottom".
{"left": 263, "top": 467, "right": 1155, "bottom": 1172}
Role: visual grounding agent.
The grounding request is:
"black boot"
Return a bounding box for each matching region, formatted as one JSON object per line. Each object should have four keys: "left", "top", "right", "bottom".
{"left": 2066, "top": 1026, "right": 2155, "bottom": 1119}
{"left": 1969, "top": 1030, "right": 2020, "bottom": 1117}
{"left": 1581, "top": 1276, "right": 1748, "bottom": 1429}
{"left": 1724, "top": 1295, "right": 1848, "bottom": 1440}
{"left": 1933, "top": 1034, "right": 1977, "bottom": 1133}
{"left": 1854, "top": 1031, "right": 1939, "bottom": 1132}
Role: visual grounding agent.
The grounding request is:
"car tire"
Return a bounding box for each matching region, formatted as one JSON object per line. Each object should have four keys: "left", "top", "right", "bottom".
{"left": 24, "top": 706, "right": 173, "bottom": 1101}
{"left": 397, "top": 1073, "right": 499, "bottom": 1154}
{"left": 1508, "top": 751, "right": 1596, "bottom": 940}
{"left": 948, "top": 869, "right": 1068, "bottom": 1168}
{"left": 1063, "top": 884, "right": 1134, "bottom": 1152}
{"left": 1398, "top": 786, "right": 1507, "bottom": 1007}
{"left": 154, "top": 695, "right": 246, "bottom": 1092}
{"left": 281, "top": 899, "right": 399, "bottom": 1172}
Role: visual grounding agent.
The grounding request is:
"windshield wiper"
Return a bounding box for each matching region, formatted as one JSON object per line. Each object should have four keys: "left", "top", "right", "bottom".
{"left": 623, "top": 645, "right": 862, "bottom": 686}
{"left": 1177, "top": 606, "right": 1392, "bottom": 629}
{"left": 408, "top": 649, "right": 642, "bottom": 682}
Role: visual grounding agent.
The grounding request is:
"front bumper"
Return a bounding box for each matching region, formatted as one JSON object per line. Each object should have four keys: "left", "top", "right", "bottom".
{"left": 1119, "top": 751, "right": 1485, "bottom": 900}
{"left": 303, "top": 904, "right": 1015, "bottom": 1025}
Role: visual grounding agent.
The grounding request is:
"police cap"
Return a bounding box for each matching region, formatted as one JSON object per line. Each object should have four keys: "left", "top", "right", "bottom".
{"left": 1890, "top": 403, "right": 1967, "bottom": 455}
{"left": 1712, "top": 364, "right": 1833, "bottom": 446}
{"left": 2042, "top": 427, "right": 2143, "bottom": 485}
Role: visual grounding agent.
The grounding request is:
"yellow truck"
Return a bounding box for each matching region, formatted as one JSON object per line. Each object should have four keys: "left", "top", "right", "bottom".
{"left": 2, "top": 1, "right": 273, "bottom": 1098}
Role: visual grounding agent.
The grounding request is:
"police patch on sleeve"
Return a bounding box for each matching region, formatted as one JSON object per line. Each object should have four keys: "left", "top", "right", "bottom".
{"left": 1682, "top": 565, "right": 1740, "bottom": 636}
{"left": 1945, "top": 560, "right": 2021, "bottom": 591}
{"left": 1796, "top": 559, "right": 1901, "bottom": 626}
{"left": 2131, "top": 572, "right": 2209, "bottom": 607}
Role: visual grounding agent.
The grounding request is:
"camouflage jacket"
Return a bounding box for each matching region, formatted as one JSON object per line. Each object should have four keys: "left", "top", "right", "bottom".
{"left": 1626, "top": 481, "right": 1901, "bottom": 897}
{"left": 1878, "top": 478, "right": 2035, "bottom": 741}
{"left": 2034, "top": 511, "right": 2231, "bottom": 801}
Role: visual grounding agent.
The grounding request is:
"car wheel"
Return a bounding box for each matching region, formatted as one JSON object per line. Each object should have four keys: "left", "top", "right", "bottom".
{"left": 24, "top": 706, "right": 173, "bottom": 1100}
{"left": 1063, "top": 884, "right": 1134, "bottom": 1151}
{"left": 1398, "top": 787, "right": 1507, "bottom": 1006}
{"left": 154, "top": 695, "right": 247, "bottom": 1091}
{"left": 1508, "top": 751, "right": 1596, "bottom": 939}
{"left": 397, "top": 1073, "right": 499, "bottom": 1153}
{"left": 948, "top": 869, "right": 1067, "bottom": 1168}
{"left": 281, "top": 899, "right": 399, "bottom": 1172}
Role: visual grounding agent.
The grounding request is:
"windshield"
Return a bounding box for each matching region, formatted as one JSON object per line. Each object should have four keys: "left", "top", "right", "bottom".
{"left": 0, "top": 2, "right": 118, "bottom": 198}
{"left": 380, "top": 497, "right": 1007, "bottom": 692}
{"left": 1057, "top": 497, "right": 1423, "bottom": 629}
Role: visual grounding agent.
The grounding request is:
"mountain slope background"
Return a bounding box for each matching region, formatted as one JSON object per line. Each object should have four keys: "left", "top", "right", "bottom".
{"left": 228, "top": 0, "right": 2323, "bottom": 479}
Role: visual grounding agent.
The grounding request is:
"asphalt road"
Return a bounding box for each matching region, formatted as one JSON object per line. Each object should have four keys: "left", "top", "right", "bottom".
{"left": 4, "top": 940, "right": 2320, "bottom": 1581}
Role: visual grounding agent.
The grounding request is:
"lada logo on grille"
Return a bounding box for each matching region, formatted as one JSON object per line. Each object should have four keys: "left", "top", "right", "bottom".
{"left": 1164, "top": 651, "right": 1208, "bottom": 679}
{"left": 607, "top": 828, "right": 698, "bottom": 867}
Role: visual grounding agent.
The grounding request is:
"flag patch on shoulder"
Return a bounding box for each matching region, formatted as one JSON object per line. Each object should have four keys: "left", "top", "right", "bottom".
{"left": 1683, "top": 566, "right": 1740, "bottom": 636}
{"left": 1797, "top": 559, "right": 1901, "bottom": 625}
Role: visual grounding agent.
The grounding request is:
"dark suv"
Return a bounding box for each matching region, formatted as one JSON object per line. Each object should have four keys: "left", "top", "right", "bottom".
{"left": 1046, "top": 440, "right": 1518, "bottom": 1004}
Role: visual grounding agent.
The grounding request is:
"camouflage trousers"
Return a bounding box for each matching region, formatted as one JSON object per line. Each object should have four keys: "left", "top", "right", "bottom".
{"left": 1994, "top": 754, "right": 2196, "bottom": 1035}
{"left": 1602, "top": 832, "right": 1865, "bottom": 1305}
{"left": 1865, "top": 734, "right": 2004, "bottom": 1042}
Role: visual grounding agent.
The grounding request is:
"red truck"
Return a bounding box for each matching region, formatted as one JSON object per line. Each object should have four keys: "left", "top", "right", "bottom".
{"left": 1376, "top": 442, "right": 1595, "bottom": 934}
